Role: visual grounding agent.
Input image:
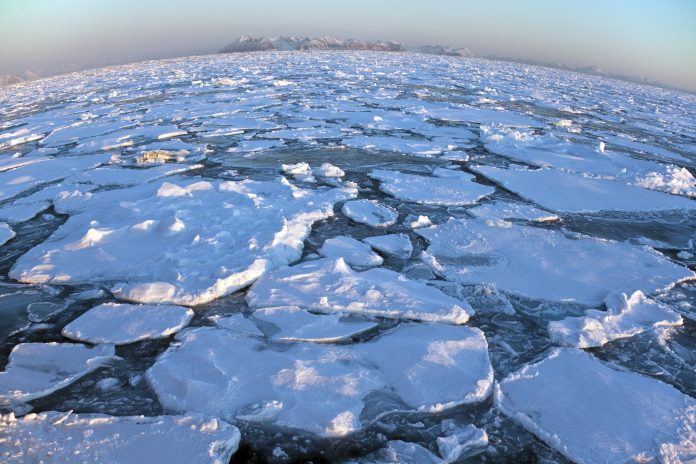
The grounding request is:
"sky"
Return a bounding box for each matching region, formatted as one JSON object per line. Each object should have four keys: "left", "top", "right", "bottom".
{"left": 1, "top": 0, "right": 695, "bottom": 91}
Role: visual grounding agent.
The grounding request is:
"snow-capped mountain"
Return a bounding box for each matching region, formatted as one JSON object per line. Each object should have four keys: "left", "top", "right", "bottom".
{"left": 220, "top": 35, "right": 404, "bottom": 53}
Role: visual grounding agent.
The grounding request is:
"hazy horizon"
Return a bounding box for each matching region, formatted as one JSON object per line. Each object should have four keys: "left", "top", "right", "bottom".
{"left": 1, "top": 0, "right": 695, "bottom": 91}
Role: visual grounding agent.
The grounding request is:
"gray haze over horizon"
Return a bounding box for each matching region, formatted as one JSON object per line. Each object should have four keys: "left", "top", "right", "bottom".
{"left": 1, "top": 0, "right": 695, "bottom": 92}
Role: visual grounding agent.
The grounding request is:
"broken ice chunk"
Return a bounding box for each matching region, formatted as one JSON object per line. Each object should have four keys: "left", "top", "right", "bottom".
{"left": 210, "top": 313, "right": 264, "bottom": 336}
{"left": 548, "top": 291, "right": 682, "bottom": 348}
{"left": 0, "top": 223, "right": 15, "bottom": 247}
{"left": 0, "top": 343, "right": 114, "bottom": 404}
{"left": 247, "top": 258, "right": 473, "bottom": 324}
{"left": 319, "top": 236, "right": 384, "bottom": 267}
{"left": 348, "top": 440, "right": 446, "bottom": 463}
{"left": 404, "top": 214, "right": 432, "bottom": 229}
{"left": 467, "top": 200, "right": 559, "bottom": 223}
{"left": 436, "top": 424, "right": 488, "bottom": 462}
{"left": 61, "top": 303, "right": 194, "bottom": 345}
{"left": 369, "top": 168, "right": 494, "bottom": 206}
{"left": 362, "top": 233, "right": 413, "bottom": 259}
{"left": 251, "top": 306, "right": 378, "bottom": 343}
{"left": 417, "top": 219, "right": 693, "bottom": 306}
{"left": 0, "top": 411, "right": 240, "bottom": 464}
{"left": 315, "top": 163, "right": 345, "bottom": 178}
{"left": 342, "top": 199, "right": 398, "bottom": 227}
{"left": 496, "top": 348, "right": 696, "bottom": 464}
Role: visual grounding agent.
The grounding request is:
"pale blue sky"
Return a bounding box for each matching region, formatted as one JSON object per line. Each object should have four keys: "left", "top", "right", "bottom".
{"left": 1, "top": 0, "right": 694, "bottom": 90}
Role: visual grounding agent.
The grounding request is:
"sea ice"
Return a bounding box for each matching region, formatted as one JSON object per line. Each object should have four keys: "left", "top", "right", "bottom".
{"left": 467, "top": 200, "right": 559, "bottom": 222}
{"left": 362, "top": 233, "right": 413, "bottom": 259}
{"left": 342, "top": 199, "right": 398, "bottom": 227}
{"left": 319, "top": 236, "right": 384, "bottom": 267}
{"left": 368, "top": 168, "right": 494, "bottom": 206}
{"left": 251, "top": 306, "right": 378, "bottom": 343}
{"left": 315, "top": 163, "right": 345, "bottom": 178}
{"left": 62, "top": 303, "right": 194, "bottom": 345}
{"left": 417, "top": 219, "right": 693, "bottom": 305}
{"left": 210, "top": 313, "right": 264, "bottom": 336}
{"left": 437, "top": 424, "right": 488, "bottom": 462}
{"left": 11, "top": 177, "right": 356, "bottom": 305}
{"left": 247, "top": 258, "right": 473, "bottom": 324}
{"left": 0, "top": 343, "right": 114, "bottom": 404}
{"left": 548, "top": 291, "right": 682, "bottom": 348}
{"left": 472, "top": 165, "right": 696, "bottom": 213}
{"left": 496, "top": 348, "right": 696, "bottom": 464}
{"left": 147, "top": 323, "right": 492, "bottom": 436}
{"left": 0, "top": 411, "right": 240, "bottom": 464}
{"left": 348, "top": 440, "right": 446, "bottom": 464}
{"left": 0, "top": 223, "right": 15, "bottom": 247}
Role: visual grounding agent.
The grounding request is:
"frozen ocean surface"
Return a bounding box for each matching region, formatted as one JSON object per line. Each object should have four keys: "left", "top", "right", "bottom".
{"left": 0, "top": 51, "right": 695, "bottom": 462}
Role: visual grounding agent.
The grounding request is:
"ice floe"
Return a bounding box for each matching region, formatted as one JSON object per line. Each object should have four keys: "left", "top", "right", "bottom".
{"left": 251, "top": 306, "right": 378, "bottom": 343}
{"left": 147, "top": 323, "right": 492, "bottom": 436}
{"left": 472, "top": 165, "right": 696, "bottom": 213}
{"left": 0, "top": 411, "right": 240, "bottom": 464}
{"left": 368, "top": 168, "right": 494, "bottom": 206}
{"left": 0, "top": 223, "right": 15, "bottom": 247}
{"left": 362, "top": 233, "right": 413, "bottom": 259}
{"left": 548, "top": 291, "right": 683, "bottom": 348}
{"left": 417, "top": 219, "right": 694, "bottom": 305}
{"left": 247, "top": 258, "right": 473, "bottom": 324}
{"left": 0, "top": 343, "right": 114, "bottom": 405}
{"left": 496, "top": 348, "right": 696, "bottom": 464}
{"left": 62, "top": 303, "right": 194, "bottom": 345}
{"left": 467, "top": 200, "right": 559, "bottom": 223}
{"left": 349, "top": 440, "right": 446, "bottom": 464}
{"left": 342, "top": 199, "right": 398, "bottom": 227}
{"left": 437, "top": 423, "right": 489, "bottom": 462}
{"left": 319, "top": 236, "right": 384, "bottom": 267}
{"left": 11, "top": 177, "right": 356, "bottom": 305}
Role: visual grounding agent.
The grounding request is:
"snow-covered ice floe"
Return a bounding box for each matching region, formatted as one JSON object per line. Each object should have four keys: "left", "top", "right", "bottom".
{"left": 368, "top": 168, "right": 494, "bottom": 206}
{"left": 362, "top": 233, "right": 413, "bottom": 259}
{"left": 496, "top": 348, "right": 696, "bottom": 464}
{"left": 548, "top": 290, "right": 682, "bottom": 348}
{"left": 0, "top": 411, "right": 240, "bottom": 464}
{"left": 251, "top": 306, "right": 378, "bottom": 343}
{"left": 0, "top": 343, "right": 114, "bottom": 405}
{"left": 319, "top": 236, "right": 383, "bottom": 267}
{"left": 417, "top": 219, "right": 694, "bottom": 306}
{"left": 247, "top": 258, "right": 473, "bottom": 324}
{"left": 467, "top": 200, "right": 559, "bottom": 223}
{"left": 341, "top": 199, "right": 398, "bottom": 227}
{"left": 437, "top": 423, "right": 489, "bottom": 462}
{"left": 10, "top": 177, "right": 356, "bottom": 305}
{"left": 147, "top": 323, "right": 493, "bottom": 436}
{"left": 62, "top": 303, "right": 194, "bottom": 345}
{"left": 472, "top": 165, "right": 696, "bottom": 213}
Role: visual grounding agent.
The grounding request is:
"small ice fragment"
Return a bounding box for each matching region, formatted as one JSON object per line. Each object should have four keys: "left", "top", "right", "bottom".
{"left": 362, "top": 234, "right": 413, "bottom": 259}
{"left": 342, "top": 199, "right": 398, "bottom": 228}
{"left": 319, "top": 236, "right": 383, "bottom": 267}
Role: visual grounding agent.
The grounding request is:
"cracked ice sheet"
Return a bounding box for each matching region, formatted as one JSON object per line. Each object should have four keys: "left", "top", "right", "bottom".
{"left": 62, "top": 303, "right": 194, "bottom": 345}
{"left": 348, "top": 440, "right": 446, "bottom": 464}
{"left": 417, "top": 219, "right": 693, "bottom": 306}
{"left": 10, "top": 177, "right": 357, "bottom": 306}
{"left": 548, "top": 291, "right": 682, "bottom": 348}
{"left": 496, "top": 348, "right": 696, "bottom": 464}
{"left": 319, "top": 236, "right": 383, "bottom": 267}
{"left": 247, "top": 258, "right": 473, "bottom": 324}
{"left": 369, "top": 168, "right": 494, "bottom": 206}
{"left": 472, "top": 165, "right": 696, "bottom": 213}
{"left": 0, "top": 343, "right": 114, "bottom": 405}
{"left": 0, "top": 412, "right": 241, "bottom": 464}
{"left": 0, "top": 154, "right": 110, "bottom": 202}
{"left": 147, "top": 323, "right": 492, "bottom": 437}
{"left": 251, "top": 306, "right": 378, "bottom": 343}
